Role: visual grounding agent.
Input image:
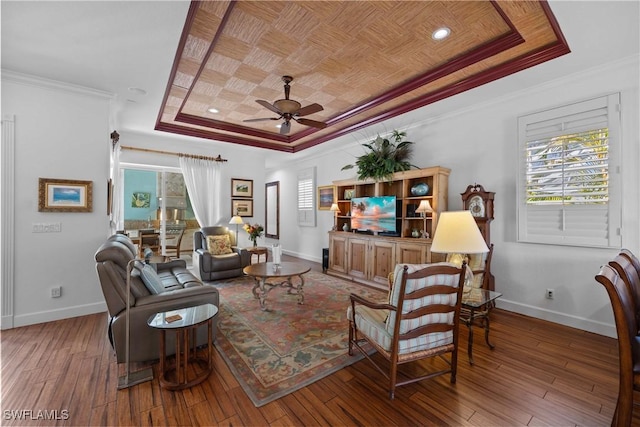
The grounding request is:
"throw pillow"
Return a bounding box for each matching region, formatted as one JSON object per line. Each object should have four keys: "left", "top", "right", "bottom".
{"left": 206, "top": 234, "right": 233, "bottom": 255}
{"left": 136, "top": 262, "right": 165, "bottom": 295}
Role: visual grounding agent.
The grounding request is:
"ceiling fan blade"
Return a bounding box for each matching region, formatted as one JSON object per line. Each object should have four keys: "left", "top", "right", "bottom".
{"left": 279, "top": 121, "right": 291, "bottom": 135}
{"left": 243, "top": 117, "right": 279, "bottom": 122}
{"left": 295, "top": 118, "right": 328, "bottom": 129}
{"left": 256, "top": 99, "right": 282, "bottom": 114}
{"left": 296, "top": 103, "right": 324, "bottom": 117}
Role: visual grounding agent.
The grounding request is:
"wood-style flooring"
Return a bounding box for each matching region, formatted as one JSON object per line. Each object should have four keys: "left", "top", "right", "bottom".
{"left": 1, "top": 259, "right": 636, "bottom": 426}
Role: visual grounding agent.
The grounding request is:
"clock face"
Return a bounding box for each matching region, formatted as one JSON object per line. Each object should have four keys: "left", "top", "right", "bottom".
{"left": 468, "top": 195, "right": 485, "bottom": 218}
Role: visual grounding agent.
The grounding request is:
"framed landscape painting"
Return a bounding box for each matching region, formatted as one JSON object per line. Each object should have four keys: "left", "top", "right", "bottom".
{"left": 38, "top": 178, "right": 93, "bottom": 212}
{"left": 232, "top": 198, "right": 253, "bottom": 217}
{"left": 231, "top": 178, "right": 253, "bottom": 198}
{"left": 317, "top": 185, "right": 335, "bottom": 210}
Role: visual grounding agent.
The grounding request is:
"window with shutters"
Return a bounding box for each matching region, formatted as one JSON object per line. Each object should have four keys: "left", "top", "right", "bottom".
{"left": 297, "top": 167, "right": 316, "bottom": 227}
{"left": 517, "top": 93, "right": 621, "bottom": 248}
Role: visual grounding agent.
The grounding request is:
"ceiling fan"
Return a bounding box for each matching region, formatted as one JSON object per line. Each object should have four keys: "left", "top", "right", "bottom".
{"left": 243, "top": 75, "right": 328, "bottom": 135}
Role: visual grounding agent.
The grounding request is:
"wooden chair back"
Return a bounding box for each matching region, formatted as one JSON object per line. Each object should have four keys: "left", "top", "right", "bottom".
{"left": 139, "top": 229, "right": 160, "bottom": 257}
{"left": 595, "top": 264, "right": 637, "bottom": 426}
{"left": 609, "top": 253, "right": 640, "bottom": 327}
{"left": 165, "top": 226, "right": 186, "bottom": 258}
{"left": 620, "top": 249, "right": 640, "bottom": 284}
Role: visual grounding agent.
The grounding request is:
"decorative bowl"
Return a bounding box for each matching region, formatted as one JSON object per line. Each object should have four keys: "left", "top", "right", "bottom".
{"left": 411, "top": 183, "right": 430, "bottom": 196}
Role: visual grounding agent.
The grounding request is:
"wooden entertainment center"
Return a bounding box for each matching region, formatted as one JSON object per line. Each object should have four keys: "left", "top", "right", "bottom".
{"left": 327, "top": 166, "right": 450, "bottom": 289}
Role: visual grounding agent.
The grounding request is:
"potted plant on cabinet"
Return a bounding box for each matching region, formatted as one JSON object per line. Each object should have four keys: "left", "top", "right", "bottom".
{"left": 341, "top": 130, "right": 417, "bottom": 181}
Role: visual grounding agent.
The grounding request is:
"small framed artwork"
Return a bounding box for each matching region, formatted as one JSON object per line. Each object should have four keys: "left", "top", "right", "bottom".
{"left": 131, "top": 192, "right": 151, "bottom": 208}
{"left": 344, "top": 189, "right": 355, "bottom": 200}
{"left": 317, "top": 185, "right": 335, "bottom": 210}
{"left": 38, "top": 178, "right": 93, "bottom": 212}
{"left": 232, "top": 198, "right": 253, "bottom": 217}
{"left": 231, "top": 178, "right": 253, "bottom": 198}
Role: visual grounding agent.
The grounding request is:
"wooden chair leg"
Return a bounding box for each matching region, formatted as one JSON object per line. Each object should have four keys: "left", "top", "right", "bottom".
{"left": 348, "top": 321, "right": 354, "bottom": 355}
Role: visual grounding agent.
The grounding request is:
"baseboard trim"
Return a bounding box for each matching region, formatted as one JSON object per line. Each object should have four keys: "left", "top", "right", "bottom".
{"left": 496, "top": 298, "right": 616, "bottom": 338}
{"left": 12, "top": 301, "right": 107, "bottom": 328}
{"left": 282, "top": 249, "right": 321, "bottom": 265}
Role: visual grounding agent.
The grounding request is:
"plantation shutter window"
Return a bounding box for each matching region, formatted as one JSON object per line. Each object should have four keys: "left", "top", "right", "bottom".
{"left": 297, "top": 167, "right": 316, "bottom": 227}
{"left": 517, "top": 93, "right": 621, "bottom": 248}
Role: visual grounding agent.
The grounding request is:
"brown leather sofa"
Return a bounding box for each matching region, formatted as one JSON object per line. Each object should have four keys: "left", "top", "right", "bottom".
{"left": 95, "top": 234, "right": 219, "bottom": 363}
{"left": 193, "top": 226, "right": 250, "bottom": 281}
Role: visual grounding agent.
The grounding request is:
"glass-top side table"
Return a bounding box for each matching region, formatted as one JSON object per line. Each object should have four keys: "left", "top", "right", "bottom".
{"left": 148, "top": 303, "right": 218, "bottom": 390}
{"left": 460, "top": 288, "right": 502, "bottom": 365}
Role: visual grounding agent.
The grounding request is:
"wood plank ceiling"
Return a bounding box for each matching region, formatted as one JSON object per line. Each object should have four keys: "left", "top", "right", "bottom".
{"left": 156, "top": 0, "right": 569, "bottom": 152}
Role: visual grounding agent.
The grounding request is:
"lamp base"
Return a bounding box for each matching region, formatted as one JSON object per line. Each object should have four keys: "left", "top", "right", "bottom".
{"left": 117, "top": 367, "right": 153, "bottom": 389}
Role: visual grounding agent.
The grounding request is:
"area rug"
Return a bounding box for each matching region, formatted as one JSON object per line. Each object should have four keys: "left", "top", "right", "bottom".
{"left": 212, "top": 270, "right": 385, "bottom": 407}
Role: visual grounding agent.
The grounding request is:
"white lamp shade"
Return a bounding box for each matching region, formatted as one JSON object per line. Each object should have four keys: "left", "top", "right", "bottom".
{"left": 415, "top": 200, "right": 433, "bottom": 213}
{"left": 329, "top": 203, "right": 341, "bottom": 213}
{"left": 229, "top": 215, "right": 244, "bottom": 225}
{"left": 431, "top": 211, "right": 489, "bottom": 254}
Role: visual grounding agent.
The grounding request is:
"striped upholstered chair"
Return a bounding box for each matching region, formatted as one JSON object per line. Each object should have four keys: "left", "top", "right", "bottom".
{"left": 347, "top": 262, "right": 466, "bottom": 399}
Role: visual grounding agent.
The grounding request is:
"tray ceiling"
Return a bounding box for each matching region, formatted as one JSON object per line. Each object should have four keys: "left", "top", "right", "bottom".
{"left": 156, "top": 0, "right": 569, "bottom": 152}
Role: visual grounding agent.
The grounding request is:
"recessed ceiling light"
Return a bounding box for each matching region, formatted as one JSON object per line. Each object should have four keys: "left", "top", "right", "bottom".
{"left": 207, "top": 107, "right": 219, "bottom": 114}
{"left": 127, "top": 87, "right": 147, "bottom": 96}
{"left": 275, "top": 124, "right": 281, "bottom": 129}
{"left": 432, "top": 27, "right": 451, "bottom": 40}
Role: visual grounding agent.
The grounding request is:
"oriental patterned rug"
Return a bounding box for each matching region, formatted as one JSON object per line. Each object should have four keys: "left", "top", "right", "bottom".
{"left": 212, "top": 270, "right": 385, "bottom": 407}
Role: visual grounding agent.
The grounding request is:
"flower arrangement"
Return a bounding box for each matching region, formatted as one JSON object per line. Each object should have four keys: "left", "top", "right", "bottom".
{"left": 243, "top": 223, "right": 264, "bottom": 247}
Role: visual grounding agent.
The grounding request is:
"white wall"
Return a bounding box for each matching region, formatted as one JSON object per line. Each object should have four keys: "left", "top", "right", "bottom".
{"left": 266, "top": 55, "right": 640, "bottom": 337}
{"left": 2, "top": 73, "right": 112, "bottom": 328}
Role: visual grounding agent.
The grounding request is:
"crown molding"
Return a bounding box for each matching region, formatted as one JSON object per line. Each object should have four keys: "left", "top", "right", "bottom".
{"left": 1, "top": 69, "right": 114, "bottom": 99}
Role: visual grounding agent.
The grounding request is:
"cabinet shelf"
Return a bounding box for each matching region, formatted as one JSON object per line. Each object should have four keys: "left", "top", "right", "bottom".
{"left": 334, "top": 166, "right": 449, "bottom": 239}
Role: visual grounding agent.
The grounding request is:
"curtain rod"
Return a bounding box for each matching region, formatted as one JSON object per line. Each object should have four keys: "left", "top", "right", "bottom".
{"left": 120, "top": 145, "right": 228, "bottom": 162}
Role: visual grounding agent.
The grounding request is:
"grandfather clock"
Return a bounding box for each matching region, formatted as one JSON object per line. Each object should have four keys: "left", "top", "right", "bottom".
{"left": 461, "top": 184, "right": 495, "bottom": 290}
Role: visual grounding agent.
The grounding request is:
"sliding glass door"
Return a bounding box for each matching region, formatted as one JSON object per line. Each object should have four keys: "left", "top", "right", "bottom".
{"left": 120, "top": 166, "right": 196, "bottom": 260}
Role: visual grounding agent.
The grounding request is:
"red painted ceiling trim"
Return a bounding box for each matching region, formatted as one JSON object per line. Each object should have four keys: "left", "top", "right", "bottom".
{"left": 155, "top": 122, "right": 294, "bottom": 152}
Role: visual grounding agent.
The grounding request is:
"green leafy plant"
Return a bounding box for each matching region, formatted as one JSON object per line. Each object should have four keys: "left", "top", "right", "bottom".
{"left": 342, "top": 130, "right": 417, "bottom": 181}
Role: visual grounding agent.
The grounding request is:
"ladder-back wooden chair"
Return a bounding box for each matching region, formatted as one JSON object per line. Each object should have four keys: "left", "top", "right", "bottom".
{"left": 595, "top": 264, "right": 640, "bottom": 427}
{"left": 610, "top": 252, "right": 640, "bottom": 330}
{"left": 138, "top": 229, "right": 160, "bottom": 258}
{"left": 348, "top": 262, "right": 466, "bottom": 399}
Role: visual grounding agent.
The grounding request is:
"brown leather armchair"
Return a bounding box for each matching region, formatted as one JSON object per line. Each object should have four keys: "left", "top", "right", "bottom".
{"left": 95, "top": 234, "right": 219, "bottom": 363}
{"left": 193, "top": 226, "right": 250, "bottom": 281}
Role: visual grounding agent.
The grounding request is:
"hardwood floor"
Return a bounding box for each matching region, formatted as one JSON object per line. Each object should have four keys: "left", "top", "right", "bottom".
{"left": 1, "top": 259, "right": 636, "bottom": 426}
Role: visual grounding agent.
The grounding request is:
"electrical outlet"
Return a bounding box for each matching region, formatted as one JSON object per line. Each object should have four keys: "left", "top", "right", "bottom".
{"left": 546, "top": 288, "right": 554, "bottom": 299}
{"left": 51, "top": 286, "right": 61, "bottom": 298}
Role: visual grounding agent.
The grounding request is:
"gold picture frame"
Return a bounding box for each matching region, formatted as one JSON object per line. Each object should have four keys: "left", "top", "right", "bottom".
{"left": 317, "top": 185, "right": 335, "bottom": 210}
{"left": 38, "top": 178, "right": 93, "bottom": 212}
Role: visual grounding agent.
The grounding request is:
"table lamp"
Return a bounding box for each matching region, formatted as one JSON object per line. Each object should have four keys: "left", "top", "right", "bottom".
{"left": 229, "top": 215, "right": 244, "bottom": 245}
{"left": 431, "top": 211, "right": 489, "bottom": 255}
{"left": 431, "top": 210, "right": 489, "bottom": 297}
{"left": 329, "top": 203, "right": 341, "bottom": 231}
{"left": 414, "top": 200, "right": 433, "bottom": 238}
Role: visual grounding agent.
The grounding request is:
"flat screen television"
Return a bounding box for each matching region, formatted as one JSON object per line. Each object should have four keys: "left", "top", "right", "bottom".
{"left": 350, "top": 196, "right": 397, "bottom": 233}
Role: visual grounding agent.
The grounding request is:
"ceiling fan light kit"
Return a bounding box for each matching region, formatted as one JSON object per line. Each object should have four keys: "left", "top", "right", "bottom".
{"left": 243, "top": 75, "right": 328, "bottom": 135}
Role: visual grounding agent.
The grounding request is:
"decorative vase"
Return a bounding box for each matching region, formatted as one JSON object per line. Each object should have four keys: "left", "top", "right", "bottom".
{"left": 411, "top": 182, "right": 430, "bottom": 196}
{"left": 252, "top": 239, "right": 257, "bottom": 247}
{"left": 342, "top": 223, "right": 349, "bottom": 232}
{"left": 411, "top": 229, "right": 421, "bottom": 238}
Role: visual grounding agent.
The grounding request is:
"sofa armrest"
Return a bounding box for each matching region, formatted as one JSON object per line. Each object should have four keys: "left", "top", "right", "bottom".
{"left": 232, "top": 246, "right": 250, "bottom": 267}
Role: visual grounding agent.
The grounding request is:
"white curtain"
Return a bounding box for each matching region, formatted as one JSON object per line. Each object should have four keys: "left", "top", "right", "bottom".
{"left": 179, "top": 155, "right": 221, "bottom": 227}
{"left": 109, "top": 141, "right": 122, "bottom": 233}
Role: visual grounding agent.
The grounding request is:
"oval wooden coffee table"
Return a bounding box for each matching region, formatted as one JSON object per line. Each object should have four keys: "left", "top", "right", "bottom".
{"left": 243, "top": 262, "right": 311, "bottom": 310}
